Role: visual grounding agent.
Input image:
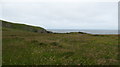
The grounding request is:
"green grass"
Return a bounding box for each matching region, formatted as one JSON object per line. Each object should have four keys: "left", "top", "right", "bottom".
{"left": 1, "top": 20, "right": 47, "bottom": 33}
{"left": 2, "top": 28, "right": 119, "bottom": 65}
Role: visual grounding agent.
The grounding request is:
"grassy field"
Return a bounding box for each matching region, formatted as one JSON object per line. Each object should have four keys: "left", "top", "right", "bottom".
{"left": 2, "top": 27, "right": 119, "bottom": 65}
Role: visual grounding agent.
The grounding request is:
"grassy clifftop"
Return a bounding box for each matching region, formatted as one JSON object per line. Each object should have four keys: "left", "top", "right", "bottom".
{"left": 1, "top": 20, "right": 119, "bottom": 65}
{"left": 1, "top": 20, "right": 51, "bottom": 33}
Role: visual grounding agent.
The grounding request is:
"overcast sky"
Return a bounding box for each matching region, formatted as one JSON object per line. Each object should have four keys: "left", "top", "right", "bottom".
{"left": 0, "top": 0, "right": 118, "bottom": 30}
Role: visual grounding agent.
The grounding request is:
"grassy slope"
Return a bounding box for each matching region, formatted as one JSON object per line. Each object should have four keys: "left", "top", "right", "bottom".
{"left": 1, "top": 20, "right": 47, "bottom": 33}
{"left": 2, "top": 27, "right": 119, "bottom": 65}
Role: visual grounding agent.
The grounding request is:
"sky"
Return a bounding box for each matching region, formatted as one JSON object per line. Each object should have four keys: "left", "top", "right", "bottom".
{"left": 0, "top": 0, "right": 118, "bottom": 30}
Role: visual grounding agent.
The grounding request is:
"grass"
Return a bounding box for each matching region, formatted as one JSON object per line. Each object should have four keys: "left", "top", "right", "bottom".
{"left": 1, "top": 20, "right": 47, "bottom": 33}
{"left": 2, "top": 27, "right": 119, "bottom": 65}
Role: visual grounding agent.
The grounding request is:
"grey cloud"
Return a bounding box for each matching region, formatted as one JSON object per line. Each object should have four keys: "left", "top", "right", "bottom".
{"left": 1, "top": 2, "right": 118, "bottom": 29}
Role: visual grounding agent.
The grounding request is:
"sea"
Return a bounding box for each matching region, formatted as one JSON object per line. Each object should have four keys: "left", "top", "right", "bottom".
{"left": 47, "top": 29, "right": 118, "bottom": 34}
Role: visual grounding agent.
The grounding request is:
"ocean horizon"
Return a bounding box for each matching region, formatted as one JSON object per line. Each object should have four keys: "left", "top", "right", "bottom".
{"left": 47, "top": 29, "right": 118, "bottom": 34}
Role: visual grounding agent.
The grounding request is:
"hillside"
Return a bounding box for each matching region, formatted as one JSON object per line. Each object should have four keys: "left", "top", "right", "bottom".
{"left": 1, "top": 20, "right": 52, "bottom": 33}
{"left": 2, "top": 20, "right": 119, "bottom": 65}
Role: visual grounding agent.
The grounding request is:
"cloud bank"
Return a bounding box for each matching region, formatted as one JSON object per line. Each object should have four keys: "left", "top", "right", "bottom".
{"left": 1, "top": 2, "right": 118, "bottom": 29}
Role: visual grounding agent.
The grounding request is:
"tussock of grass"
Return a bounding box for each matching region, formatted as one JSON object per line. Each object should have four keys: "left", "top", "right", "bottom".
{"left": 50, "top": 42, "right": 59, "bottom": 46}
{"left": 61, "top": 52, "right": 74, "bottom": 58}
{"left": 31, "top": 40, "right": 47, "bottom": 46}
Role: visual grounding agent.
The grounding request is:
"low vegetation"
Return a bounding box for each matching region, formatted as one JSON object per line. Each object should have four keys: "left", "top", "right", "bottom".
{"left": 2, "top": 21, "right": 119, "bottom": 65}
{"left": 1, "top": 20, "right": 50, "bottom": 33}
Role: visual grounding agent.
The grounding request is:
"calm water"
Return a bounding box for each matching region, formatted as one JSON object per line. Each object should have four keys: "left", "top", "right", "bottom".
{"left": 47, "top": 29, "right": 118, "bottom": 34}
